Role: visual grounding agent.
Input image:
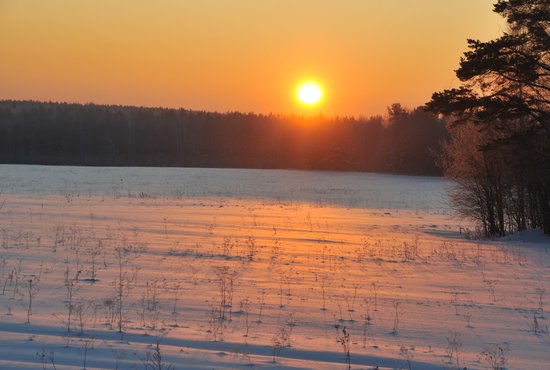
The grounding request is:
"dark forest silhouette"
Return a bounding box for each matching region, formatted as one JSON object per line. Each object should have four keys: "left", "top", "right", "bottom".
{"left": 0, "top": 100, "right": 447, "bottom": 175}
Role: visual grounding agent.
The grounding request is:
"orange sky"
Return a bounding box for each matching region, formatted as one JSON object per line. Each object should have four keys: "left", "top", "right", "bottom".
{"left": 0, "top": 1, "right": 504, "bottom": 116}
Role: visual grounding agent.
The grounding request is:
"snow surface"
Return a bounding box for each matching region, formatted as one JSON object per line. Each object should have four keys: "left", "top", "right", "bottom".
{"left": 0, "top": 165, "right": 548, "bottom": 369}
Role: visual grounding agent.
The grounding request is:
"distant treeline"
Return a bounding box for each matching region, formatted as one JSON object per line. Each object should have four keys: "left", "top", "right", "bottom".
{"left": 0, "top": 100, "right": 448, "bottom": 175}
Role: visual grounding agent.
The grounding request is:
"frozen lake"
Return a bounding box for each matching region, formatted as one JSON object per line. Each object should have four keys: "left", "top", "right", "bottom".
{"left": 0, "top": 165, "right": 452, "bottom": 211}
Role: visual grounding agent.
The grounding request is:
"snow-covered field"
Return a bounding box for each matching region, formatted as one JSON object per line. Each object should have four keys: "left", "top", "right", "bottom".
{"left": 0, "top": 165, "right": 548, "bottom": 369}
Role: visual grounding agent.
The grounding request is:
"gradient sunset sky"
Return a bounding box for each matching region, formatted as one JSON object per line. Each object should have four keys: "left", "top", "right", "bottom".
{"left": 1, "top": 1, "right": 504, "bottom": 116}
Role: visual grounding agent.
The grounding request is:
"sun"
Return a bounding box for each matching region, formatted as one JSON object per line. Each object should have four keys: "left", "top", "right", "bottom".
{"left": 297, "top": 82, "right": 322, "bottom": 105}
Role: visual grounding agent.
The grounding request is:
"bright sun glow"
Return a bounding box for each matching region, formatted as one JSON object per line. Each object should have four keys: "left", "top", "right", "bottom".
{"left": 297, "top": 83, "right": 322, "bottom": 105}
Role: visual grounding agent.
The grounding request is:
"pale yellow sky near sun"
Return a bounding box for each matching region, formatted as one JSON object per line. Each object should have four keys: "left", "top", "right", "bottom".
{"left": 0, "top": 0, "right": 504, "bottom": 116}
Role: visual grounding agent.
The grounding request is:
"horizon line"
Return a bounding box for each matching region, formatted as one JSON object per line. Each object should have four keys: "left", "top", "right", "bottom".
{"left": 0, "top": 98, "right": 429, "bottom": 121}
